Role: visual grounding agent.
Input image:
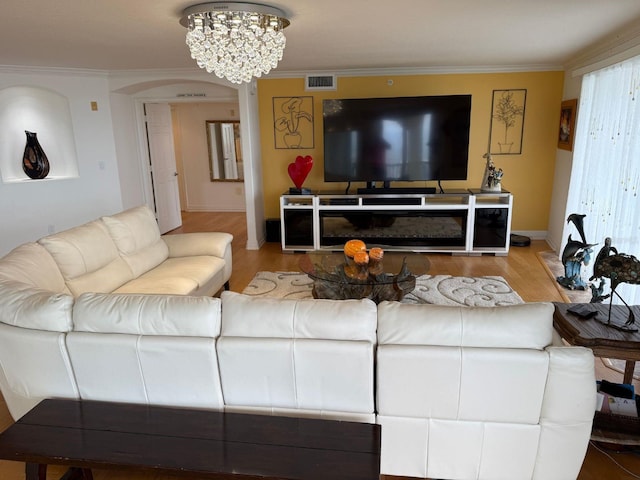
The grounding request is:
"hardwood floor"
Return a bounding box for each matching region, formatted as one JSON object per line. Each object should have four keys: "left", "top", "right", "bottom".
{"left": 1, "top": 210, "right": 639, "bottom": 479}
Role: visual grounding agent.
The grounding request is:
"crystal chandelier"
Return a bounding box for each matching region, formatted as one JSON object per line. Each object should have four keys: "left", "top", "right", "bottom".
{"left": 180, "top": 2, "right": 290, "bottom": 84}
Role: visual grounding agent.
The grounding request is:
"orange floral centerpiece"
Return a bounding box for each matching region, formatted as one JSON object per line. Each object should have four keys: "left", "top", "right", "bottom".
{"left": 307, "top": 239, "right": 415, "bottom": 303}
{"left": 342, "top": 240, "right": 386, "bottom": 279}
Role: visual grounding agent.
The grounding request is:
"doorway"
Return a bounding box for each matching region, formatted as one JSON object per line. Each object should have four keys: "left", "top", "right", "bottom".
{"left": 114, "top": 76, "right": 264, "bottom": 249}
{"left": 169, "top": 102, "right": 246, "bottom": 214}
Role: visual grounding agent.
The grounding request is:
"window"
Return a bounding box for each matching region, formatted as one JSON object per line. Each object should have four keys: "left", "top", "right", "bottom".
{"left": 564, "top": 55, "right": 640, "bottom": 304}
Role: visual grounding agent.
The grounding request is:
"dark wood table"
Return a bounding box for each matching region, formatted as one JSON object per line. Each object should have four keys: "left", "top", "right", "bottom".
{"left": 0, "top": 399, "right": 381, "bottom": 480}
{"left": 553, "top": 302, "right": 640, "bottom": 384}
{"left": 554, "top": 302, "right": 640, "bottom": 445}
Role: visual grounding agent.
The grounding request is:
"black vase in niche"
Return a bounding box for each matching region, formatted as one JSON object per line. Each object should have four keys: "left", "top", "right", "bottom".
{"left": 22, "top": 131, "right": 50, "bottom": 180}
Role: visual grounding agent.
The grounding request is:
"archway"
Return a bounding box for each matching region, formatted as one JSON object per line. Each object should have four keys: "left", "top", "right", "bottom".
{"left": 109, "top": 73, "right": 264, "bottom": 249}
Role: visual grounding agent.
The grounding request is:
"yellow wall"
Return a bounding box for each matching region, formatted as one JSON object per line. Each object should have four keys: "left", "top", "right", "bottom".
{"left": 257, "top": 71, "right": 564, "bottom": 231}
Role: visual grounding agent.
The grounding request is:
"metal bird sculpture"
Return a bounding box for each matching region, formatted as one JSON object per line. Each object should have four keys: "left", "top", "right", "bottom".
{"left": 590, "top": 237, "right": 640, "bottom": 330}
{"left": 589, "top": 237, "right": 618, "bottom": 281}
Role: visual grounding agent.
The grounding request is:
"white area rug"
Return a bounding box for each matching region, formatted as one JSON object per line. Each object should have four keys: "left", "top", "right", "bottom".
{"left": 242, "top": 272, "right": 523, "bottom": 306}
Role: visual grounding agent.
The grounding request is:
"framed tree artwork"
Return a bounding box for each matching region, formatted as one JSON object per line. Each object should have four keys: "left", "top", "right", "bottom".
{"left": 558, "top": 99, "right": 577, "bottom": 151}
{"left": 489, "top": 89, "right": 526, "bottom": 155}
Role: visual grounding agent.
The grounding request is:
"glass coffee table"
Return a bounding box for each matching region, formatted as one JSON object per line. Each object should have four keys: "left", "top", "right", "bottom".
{"left": 299, "top": 250, "right": 430, "bottom": 303}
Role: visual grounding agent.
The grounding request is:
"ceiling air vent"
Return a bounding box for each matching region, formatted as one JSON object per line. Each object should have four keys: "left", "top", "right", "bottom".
{"left": 305, "top": 74, "right": 337, "bottom": 91}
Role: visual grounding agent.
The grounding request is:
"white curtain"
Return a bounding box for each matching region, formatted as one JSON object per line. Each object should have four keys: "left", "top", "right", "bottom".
{"left": 563, "top": 55, "right": 640, "bottom": 304}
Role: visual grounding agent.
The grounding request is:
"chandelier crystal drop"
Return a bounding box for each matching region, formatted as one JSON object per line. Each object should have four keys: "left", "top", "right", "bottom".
{"left": 181, "top": 3, "right": 289, "bottom": 84}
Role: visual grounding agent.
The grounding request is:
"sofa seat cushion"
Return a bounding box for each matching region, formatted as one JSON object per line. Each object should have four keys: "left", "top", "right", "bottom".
{"left": 112, "top": 256, "right": 226, "bottom": 296}
{"left": 38, "top": 220, "right": 134, "bottom": 296}
{"left": 163, "top": 232, "right": 233, "bottom": 284}
{"left": 0, "top": 242, "right": 69, "bottom": 294}
{"left": 101, "top": 206, "right": 169, "bottom": 277}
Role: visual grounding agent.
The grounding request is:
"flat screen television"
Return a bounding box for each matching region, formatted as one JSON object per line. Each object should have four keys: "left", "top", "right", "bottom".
{"left": 322, "top": 95, "right": 471, "bottom": 187}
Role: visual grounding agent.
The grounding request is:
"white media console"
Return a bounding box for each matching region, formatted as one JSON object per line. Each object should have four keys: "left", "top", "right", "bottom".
{"left": 280, "top": 189, "right": 513, "bottom": 255}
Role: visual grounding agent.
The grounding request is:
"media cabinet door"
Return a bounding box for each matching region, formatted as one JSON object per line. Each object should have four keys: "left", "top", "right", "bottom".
{"left": 281, "top": 195, "right": 316, "bottom": 251}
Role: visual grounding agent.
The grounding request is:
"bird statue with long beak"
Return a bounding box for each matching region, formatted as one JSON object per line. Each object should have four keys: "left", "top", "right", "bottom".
{"left": 589, "top": 236, "right": 640, "bottom": 330}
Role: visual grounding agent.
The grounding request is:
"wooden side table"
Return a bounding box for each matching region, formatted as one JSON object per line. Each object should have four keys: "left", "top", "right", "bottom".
{"left": 554, "top": 302, "right": 640, "bottom": 444}
{"left": 553, "top": 302, "right": 640, "bottom": 384}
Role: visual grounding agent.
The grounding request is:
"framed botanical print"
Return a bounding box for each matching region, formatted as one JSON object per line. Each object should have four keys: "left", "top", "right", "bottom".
{"left": 489, "top": 89, "right": 527, "bottom": 155}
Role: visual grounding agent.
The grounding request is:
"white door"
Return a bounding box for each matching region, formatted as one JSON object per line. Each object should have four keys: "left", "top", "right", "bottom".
{"left": 145, "top": 103, "right": 182, "bottom": 233}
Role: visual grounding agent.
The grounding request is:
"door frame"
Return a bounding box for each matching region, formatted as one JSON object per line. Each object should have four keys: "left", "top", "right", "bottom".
{"left": 130, "top": 81, "right": 263, "bottom": 249}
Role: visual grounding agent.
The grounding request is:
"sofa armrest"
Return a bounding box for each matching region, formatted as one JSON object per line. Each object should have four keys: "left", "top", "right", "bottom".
{"left": 541, "top": 346, "right": 596, "bottom": 422}
{"left": 162, "top": 232, "right": 232, "bottom": 260}
{"left": 551, "top": 327, "right": 566, "bottom": 346}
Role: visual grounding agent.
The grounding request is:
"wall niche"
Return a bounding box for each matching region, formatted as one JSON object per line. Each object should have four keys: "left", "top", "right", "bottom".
{"left": 0, "top": 86, "right": 79, "bottom": 183}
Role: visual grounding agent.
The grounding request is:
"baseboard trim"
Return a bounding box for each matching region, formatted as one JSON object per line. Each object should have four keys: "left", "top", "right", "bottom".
{"left": 511, "top": 230, "right": 547, "bottom": 240}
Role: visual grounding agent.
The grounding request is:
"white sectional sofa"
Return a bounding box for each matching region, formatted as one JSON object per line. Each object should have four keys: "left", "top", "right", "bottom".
{"left": 0, "top": 204, "right": 233, "bottom": 298}
{"left": 376, "top": 302, "right": 596, "bottom": 479}
{"left": 0, "top": 217, "right": 596, "bottom": 479}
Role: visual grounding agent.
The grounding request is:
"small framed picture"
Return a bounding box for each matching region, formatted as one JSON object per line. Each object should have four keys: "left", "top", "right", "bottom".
{"left": 558, "top": 99, "right": 577, "bottom": 151}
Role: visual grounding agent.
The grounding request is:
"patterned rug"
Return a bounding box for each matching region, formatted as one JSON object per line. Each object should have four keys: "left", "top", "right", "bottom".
{"left": 242, "top": 272, "right": 523, "bottom": 306}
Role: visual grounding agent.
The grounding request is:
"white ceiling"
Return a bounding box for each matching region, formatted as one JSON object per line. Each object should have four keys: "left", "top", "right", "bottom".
{"left": 2, "top": 0, "right": 640, "bottom": 74}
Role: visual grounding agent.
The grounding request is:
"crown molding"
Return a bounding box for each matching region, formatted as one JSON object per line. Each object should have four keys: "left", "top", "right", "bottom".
{"left": 264, "top": 63, "right": 564, "bottom": 79}
{"left": 0, "top": 65, "right": 109, "bottom": 77}
{"left": 106, "top": 67, "right": 205, "bottom": 78}
{"left": 566, "top": 22, "right": 640, "bottom": 76}
{"left": 0, "top": 63, "right": 564, "bottom": 82}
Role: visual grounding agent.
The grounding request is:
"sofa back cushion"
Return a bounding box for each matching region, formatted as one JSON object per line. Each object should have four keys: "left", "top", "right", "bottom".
{"left": 0, "top": 280, "right": 74, "bottom": 332}
{"left": 374, "top": 302, "right": 587, "bottom": 480}
{"left": 101, "top": 205, "right": 169, "bottom": 278}
{"left": 0, "top": 323, "right": 79, "bottom": 420}
{"left": 220, "top": 291, "right": 377, "bottom": 342}
{"left": 0, "top": 242, "right": 69, "bottom": 294}
{"left": 38, "top": 220, "right": 134, "bottom": 296}
{"left": 377, "top": 302, "right": 554, "bottom": 349}
{"left": 73, "top": 292, "right": 221, "bottom": 337}
{"left": 376, "top": 302, "right": 554, "bottom": 424}
{"left": 218, "top": 292, "right": 377, "bottom": 419}
{"left": 67, "top": 294, "right": 224, "bottom": 410}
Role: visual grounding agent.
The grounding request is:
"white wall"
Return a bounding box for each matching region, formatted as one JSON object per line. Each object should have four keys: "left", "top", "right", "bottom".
{"left": 110, "top": 92, "right": 147, "bottom": 210}
{"left": 546, "top": 76, "right": 582, "bottom": 252}
{"left": 171, "top": 102, "right": 245, "bottom": 212}
{"left": 0, "top": 68, "right": 123, "bottom": 256}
